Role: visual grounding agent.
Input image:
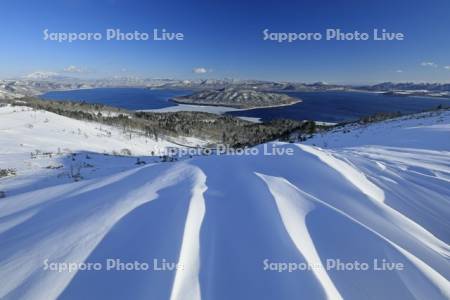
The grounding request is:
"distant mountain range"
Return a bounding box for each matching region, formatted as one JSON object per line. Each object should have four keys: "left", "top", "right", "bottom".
{"left": 362, "top": 82, "right": 450, "bottom": 92}
{"left": 0, "top": 75, "right": 449, "bottom": 100}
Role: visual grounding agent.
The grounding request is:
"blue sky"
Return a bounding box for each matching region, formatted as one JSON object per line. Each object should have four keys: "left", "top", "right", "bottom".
{"left": 0, "top": 0, "right": 449, "bottom": 83}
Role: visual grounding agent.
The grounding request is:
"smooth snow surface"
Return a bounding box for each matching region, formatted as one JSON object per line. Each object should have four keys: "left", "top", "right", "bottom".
{"left": 0, "top": 106, "right": 449, "bottom": 299}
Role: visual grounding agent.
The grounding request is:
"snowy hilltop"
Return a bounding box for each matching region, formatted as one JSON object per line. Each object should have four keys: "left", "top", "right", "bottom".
{"left": 0, "top": 104, "right": 449, "bottom": 299}
{"left": 172, "top": 88, "right": 301, "bottom": 109}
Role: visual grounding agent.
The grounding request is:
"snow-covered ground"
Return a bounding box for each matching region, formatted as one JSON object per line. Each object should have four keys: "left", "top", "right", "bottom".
{"left": 141, "top": 104, "right": 263, "bottom": 123}
{"left": 0, "top": 106, "right": 449, "bottom": 299}
{"left": 142, "top": 103, "right": 244, "bottom": 114}
{"left": 0, "top": 90, "right": 22, "bottom": 100}
{"left": 0, "top": 105, "right": 208, "bottom": 194}
{"left": 0, "top": 105, "right": 191, "bottom": 156}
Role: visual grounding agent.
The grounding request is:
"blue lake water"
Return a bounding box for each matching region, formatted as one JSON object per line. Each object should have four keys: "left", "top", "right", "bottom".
{"left": 227, "top": 91, "right": 450, "bottom": 122}
{"left": 42, "top": 88, "right": 191, "bottom": 110}
{"left": 41, "top": 88, "right": 450, "bottom": 122}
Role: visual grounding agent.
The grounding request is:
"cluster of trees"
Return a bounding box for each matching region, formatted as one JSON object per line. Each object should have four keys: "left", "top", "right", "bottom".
{"left": 0, "top": 168, "right": 16, "bottom": 178}
{"left": 134, "top": 111, "right": 314, "bottom": 147}
{"left": 358, "top": 112, "right": 402, "bottom": 124}
{"left": 11, "top": 97, "right": 317, "bottom": 147}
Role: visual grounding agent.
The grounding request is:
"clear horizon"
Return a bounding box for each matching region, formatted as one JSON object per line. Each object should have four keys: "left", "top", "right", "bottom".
{"left": 4, "top": 73, "right": 450, "bottom": 86}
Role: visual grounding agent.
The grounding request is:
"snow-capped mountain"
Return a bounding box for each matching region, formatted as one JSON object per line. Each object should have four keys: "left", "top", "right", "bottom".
{"left": 0, "top": 105, "right": 449, "bottom": 299}
{"left": 0, "top": 79, "right": 94, "bottom": 99}
{"left": 25, "top": 71, "right": 63, "bottom": 80}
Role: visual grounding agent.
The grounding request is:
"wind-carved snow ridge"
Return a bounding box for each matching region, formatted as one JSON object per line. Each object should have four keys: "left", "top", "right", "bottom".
{"left": 170, "top": 168, "right": 207, "bottom": 300}
{"left": 256, "top": 172, "right": 450, "bottom": 300}
{"left": 297, "top": 143, "right": 450, "bottom": 259}
{"left": 0, "top": 163, "right": 199, "bottom": 300}
{"left": 297, "top": 144, "right": 385, "bottom": 204}
{"left": 256, "top": 173, "right": 343, "bottom": 300}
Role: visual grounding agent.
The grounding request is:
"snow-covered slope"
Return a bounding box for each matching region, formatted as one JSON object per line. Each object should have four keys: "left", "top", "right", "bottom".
{"left": 1, "top": 105, "right": 205, "bottom": 164}
{"left": 0, "top": 105, "right": 185, "bottom": 155}
{"left": 0, "top": 107, "right": 449, "bottom": 299}
{"left": 0, "top": 105, "right": 207, "bottom": 194}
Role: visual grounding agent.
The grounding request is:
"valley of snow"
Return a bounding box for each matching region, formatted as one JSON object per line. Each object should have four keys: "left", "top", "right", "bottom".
{"left": 0, "top": 105, "right": 449, "bottom": 299}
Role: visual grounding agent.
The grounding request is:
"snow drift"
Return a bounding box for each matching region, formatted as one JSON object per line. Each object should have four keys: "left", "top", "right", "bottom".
{"left": 0, "top": 106, "right": 449, "bottom": 299}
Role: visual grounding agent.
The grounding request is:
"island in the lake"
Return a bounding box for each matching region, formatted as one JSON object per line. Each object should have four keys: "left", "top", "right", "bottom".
{"left": 171, "top": 88, "right": 301, "bottom": 109}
